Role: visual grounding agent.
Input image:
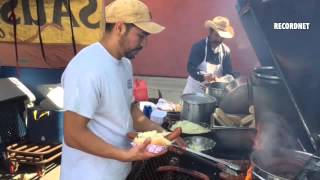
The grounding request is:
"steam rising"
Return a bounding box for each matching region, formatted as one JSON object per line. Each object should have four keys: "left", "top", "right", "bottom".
{"left": 254, "top": 111, "right": 298, "bottom": 152}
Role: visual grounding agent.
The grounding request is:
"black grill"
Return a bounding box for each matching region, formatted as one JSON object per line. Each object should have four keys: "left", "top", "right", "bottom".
{"left": 126, "top": 151, "right": 219, "bottom": 180}
{"left": 0, "top": 98, "right": 27, "bottom": 171}
{"left": 126, "top": 153, "right": 173, "bottom": 180}
{"left": 0, "top": 100, "right": 26, "bottom": 144}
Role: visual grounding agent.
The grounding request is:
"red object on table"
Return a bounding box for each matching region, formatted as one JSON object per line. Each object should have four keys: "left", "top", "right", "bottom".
{"left": 133, "top": 79, "right": 149, "bottom": 102}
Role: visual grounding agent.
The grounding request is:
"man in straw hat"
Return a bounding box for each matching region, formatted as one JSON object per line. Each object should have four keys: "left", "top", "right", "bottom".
{"left": 60, "top": 0, "right": 180, "bottom": 179}
{"left": 183, "top": 16, "right": 235, "bottom": 94}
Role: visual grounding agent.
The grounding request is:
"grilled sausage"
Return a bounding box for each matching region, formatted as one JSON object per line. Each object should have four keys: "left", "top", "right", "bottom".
{"left": 165, "top": 127, "right": 182, "bottom": 141}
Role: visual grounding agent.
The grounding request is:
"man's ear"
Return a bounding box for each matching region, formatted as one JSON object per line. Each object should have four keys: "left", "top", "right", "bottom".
{"left": 114, "top": 22, "right": 126, "bottom": 36}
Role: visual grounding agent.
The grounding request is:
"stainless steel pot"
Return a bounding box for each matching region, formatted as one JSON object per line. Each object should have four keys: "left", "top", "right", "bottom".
{"left": 206, "top": 82, "right": 228, "bottom": 103}
{"left": 219, "top": 83, "right": 251, "bottom": 114}
{"left": 181, "top": 93, "right": 217, "bottom": 125}
{"left": 206, "top": 80, "right": 238, "bottom": 104}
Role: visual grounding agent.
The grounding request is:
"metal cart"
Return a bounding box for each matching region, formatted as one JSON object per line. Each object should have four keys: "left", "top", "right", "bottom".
{"left": 6, "top": 142, "right": 62, "bottom": 177}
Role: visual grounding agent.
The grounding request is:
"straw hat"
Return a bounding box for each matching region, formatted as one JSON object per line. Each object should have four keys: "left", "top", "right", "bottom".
{"left": 105, "top": 0, "right": 165, "bottom": 34}
{"left": 205, "top": 16, "right": 234, "bottom": 38}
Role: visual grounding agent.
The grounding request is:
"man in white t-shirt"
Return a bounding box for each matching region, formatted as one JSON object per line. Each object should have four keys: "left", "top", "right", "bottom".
{"left": 60, "top": 0, "right": 178, "bottom": 179}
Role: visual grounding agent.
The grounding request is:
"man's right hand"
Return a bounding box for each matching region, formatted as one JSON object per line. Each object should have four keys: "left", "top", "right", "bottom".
{"left": 204, "top": 74, "right": 217, "bottom": 83}
{"left": 121, "top": 138, "right": 167, "bottom": 162}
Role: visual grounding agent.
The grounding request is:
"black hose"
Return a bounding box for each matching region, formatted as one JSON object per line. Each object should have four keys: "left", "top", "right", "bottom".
{"left": 36, "top": 0, "right": 49, "bottom": 66}
{"left": 67, "top": 0, "right": 77, "bottom": 55}
{"left": 10, "top": 0, "right": 20, "bottom": 77}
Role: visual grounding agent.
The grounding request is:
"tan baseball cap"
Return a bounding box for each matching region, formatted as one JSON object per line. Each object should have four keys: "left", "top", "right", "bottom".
{"left": 205, "top": 16, "right": 235, "bottom": 39}
{"left": 105, "top": 0, "right": 165, "bottom": 34}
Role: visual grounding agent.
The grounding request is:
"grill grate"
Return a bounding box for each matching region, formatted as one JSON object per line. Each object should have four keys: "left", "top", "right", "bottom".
{"left": 127, "top": 153, "right": 172, "bottom": 180}
{"left": 162, "top": 172, "right": 204, "bottom": 180}
{"left": 126, "top": 152, "right": 214, "bottom": 180}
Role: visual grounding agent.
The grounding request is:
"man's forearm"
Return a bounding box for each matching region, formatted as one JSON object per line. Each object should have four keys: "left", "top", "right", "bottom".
{"left": 188, "top": 64, "right": 205, "bottom": 82}
{"left": 131, "top": 103, "right": 165, "bottom": 132}
{"left": 135, "top": 116, "right": 165, "bottom": 132}
{"left": 65, "top": 127, "right": 128, "bottom": 161}
{"left": 64, "top": 111, "right": 129, "bottom": 162}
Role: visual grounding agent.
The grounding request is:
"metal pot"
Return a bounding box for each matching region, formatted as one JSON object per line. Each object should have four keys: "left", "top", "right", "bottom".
{"left": 206, "top": 82, "right": 228, "bottom": 103}
{"left": 181, "top": 93, "right": 217, "bottom": 126}
{"left": 206, "top": 80, "right": 239, "bottom": 104}
{"left": 219, "top": 83, "right": 251, "bottom": 115}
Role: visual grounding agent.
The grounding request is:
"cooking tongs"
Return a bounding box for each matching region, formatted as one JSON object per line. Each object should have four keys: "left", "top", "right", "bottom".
{"left": 170, "top": 144, "right": 241, "bottom": 176}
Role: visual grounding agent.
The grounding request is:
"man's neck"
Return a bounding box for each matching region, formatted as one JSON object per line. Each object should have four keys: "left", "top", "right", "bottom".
{"left": 210, "top": 42, "right": 220, "bottom": 50}
{"left": 100, "top": 34, "right": 123, "bottom": 60}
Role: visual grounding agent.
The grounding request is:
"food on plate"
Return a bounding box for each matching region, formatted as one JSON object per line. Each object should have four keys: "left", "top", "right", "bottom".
{"left": 184, "top": 136, "right": 216, "bottom": 152}
{"left": 213, "top": 108, "right": 240, "bottom": 127}
{"left": 165, "top": 127, "right": 182, "bottom": 141}
{"left": 173, "top": 104, "right": 182, "bottom": 112}
{"left": 249, "top": 118, "right": 256, "bottom": 128}
{"left": 133, "top": 130, "right": 171, "bottom": 146}
{"left": 213, "top": 107, "right": 256, "bottom": 128}
{"left": 240, "top": 114, "right": 254, "bottom": 126}
{"left": 156, "top": 98, "right": 182, "bottom": 112}
{"left": 215, "top": 77, "right": 229, "bottom": 83}
{"left": 249, "top": 105, "right": 255, "bottom": 114}
{"left": 215, "top": 74, "right": 234, "bottom": 83}
{"left": 170, "top": 120, "right": 210, "bottom": 134}
{"left": 188, "top": 143, "right": 206, "bottom": 152}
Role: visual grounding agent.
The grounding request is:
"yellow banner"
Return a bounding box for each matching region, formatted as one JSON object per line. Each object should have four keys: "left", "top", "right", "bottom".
{"left": 0, "top": 0, "right": 103, "bottom": 45}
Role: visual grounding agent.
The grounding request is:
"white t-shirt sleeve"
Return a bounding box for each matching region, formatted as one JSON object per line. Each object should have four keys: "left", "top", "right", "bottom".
{"left": 125, "top": 59, "right": 135, "bottom": 103}
{"left": 62, "top": 71, "right": 100, "bottom": 119}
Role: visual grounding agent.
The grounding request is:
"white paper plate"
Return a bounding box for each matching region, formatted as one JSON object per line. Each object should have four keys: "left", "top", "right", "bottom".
{"left": 131, "top": 142, "right": 166, "bottom": 154}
